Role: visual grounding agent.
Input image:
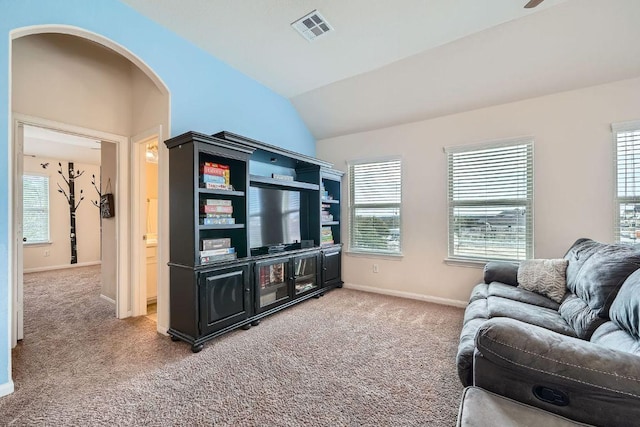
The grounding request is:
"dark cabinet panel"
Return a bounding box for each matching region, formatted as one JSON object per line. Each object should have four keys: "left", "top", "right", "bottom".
{"left": 322, "top": 248, "right": 342, "bottom": 288}
{"left": 199, "top": 266, "right": 250, "bottom": 335}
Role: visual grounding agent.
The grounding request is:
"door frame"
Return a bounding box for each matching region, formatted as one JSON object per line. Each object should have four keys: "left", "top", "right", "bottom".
{"left": 131, "top": 126, "right": 163, "bottom": 317}
{"left": 11, "top": 114, "right": 131, "bottom": 330}
{"left": 11, "top": 121, "right": 24, "bottom": 347}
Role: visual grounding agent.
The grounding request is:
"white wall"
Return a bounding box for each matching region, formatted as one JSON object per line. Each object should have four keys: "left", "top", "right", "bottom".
{"left": 316, "top": 76, "right": 640, "bottom": 304}
{"left": 12, "top": 34, "right": 134, "bottom": 136}
{"left": 22, "top": 156, "right": 101, "bottom": 270}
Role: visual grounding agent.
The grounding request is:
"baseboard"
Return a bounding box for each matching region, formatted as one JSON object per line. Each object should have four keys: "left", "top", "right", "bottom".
{"left": 100, "top": 294, "right": 116, "bottom": 305}
{"left": 0, "top": 380, "right": 14, "bottom": 397}
{"left": 343, "top": 282, "right": 468, "bottom": 308}
{"left": 24, "top": 261, "right": 101, "bottom": 274}
{"left": 157, "top": 324, "right": 169, "bottom": 336}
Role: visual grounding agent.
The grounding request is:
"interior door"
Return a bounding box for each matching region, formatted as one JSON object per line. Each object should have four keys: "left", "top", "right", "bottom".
{"left": 12, "top": 121, "right": 25, "bottom": 346}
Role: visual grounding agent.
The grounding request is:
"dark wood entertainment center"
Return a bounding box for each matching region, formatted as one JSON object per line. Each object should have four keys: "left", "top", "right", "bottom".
{"left": 164, "top": 131, "right": 343, "bottom": 352}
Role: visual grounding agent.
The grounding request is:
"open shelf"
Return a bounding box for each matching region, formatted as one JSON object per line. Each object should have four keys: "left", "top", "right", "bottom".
{"left": 198, "top": 188, "right": 245, "bottom": 197}
{"left": 250, "top": 174, "right": 320, "bottom": 191}
{"left": 322, "top": 221, "right": 339, "bottom": 226}
{"left": 322, "top": 198, "right": 339, "bottom": 204}
{"left": 199, "top": 224, "right": 245, "bottom": 230}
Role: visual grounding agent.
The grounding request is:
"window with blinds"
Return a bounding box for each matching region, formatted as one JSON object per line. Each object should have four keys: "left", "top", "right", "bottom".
{"left": 348, "top": 158, "right": 402, "bottom": 254}
{"left": 614, "top": 121, "right": 640, "bottom": 243}
{"left": 446, "top": 139, "right": 533, "bottom": 261}
{"left": 23, "top": 174, "right": 50, "bottom": 244}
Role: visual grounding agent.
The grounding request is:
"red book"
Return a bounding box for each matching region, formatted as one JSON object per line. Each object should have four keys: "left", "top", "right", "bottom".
{"left": 200, "top": 166, "right": 226, "bottom": 176}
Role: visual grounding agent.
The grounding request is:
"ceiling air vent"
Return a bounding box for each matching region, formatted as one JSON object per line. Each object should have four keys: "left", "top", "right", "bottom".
{"left": 291, "top": 10, "right": 333, "bottom": 42}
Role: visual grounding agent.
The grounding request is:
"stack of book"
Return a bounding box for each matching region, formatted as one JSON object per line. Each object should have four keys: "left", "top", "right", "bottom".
{"left": 320, "top": 183, "right": 330, "bottom": 201}
{"left": 200, "top": 237, "right": 237, "bottom": 263}
{"left": 321, "top": 226, "right": 334, "bottom": 245}
{"left": 200, "top": 199, "right": 235, "bottom": 225}
{"left": 321, "top": 203, "right": 333, "bottom": 223}
{"left": 200, "top": 162, "right": 232, "bottom": 190}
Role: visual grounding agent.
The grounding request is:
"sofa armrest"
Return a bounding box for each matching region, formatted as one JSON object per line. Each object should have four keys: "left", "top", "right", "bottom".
{"left": 483, "top": 261, "right": 519, "bottom": 285}
{"left": 473, "top": 318, "right": 640, "bottom": 427}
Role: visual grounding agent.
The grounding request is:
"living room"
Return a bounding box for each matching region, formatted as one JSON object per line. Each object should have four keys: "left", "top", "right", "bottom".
{"left": 1, "top": 0, "right": 639, "bottom": 425}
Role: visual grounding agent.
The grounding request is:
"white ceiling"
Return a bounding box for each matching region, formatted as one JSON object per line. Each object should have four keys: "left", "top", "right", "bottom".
{"left": 121, "top": 0, "right": 640, "bottom": 140}
{"left": 24, "top": 126, "right": 102, "bottom": 165}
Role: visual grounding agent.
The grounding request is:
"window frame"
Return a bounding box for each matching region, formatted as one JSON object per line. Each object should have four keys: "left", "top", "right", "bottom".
{"left": 613, "top": 120, "right": 640, "bottom": 244}
{"left": 23, "top": 173, "right": 51, "bottom": 246}
{"left": 347, "top": 156, "right": 403, "bottom": 257}
{"left": 445, "top": 137, "right": 534, "bottom": 264}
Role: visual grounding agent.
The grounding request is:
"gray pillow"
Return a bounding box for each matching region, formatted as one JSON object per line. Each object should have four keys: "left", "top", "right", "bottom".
{"left": 517, "top": 259, "right": 568, "bottom": 303}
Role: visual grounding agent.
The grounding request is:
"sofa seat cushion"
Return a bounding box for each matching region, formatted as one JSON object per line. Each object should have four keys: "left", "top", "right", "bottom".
{"left": 457, "top": 386, "right": 592, "bottom": 427}
{"left": 486, "top": 297, "right": 576, "bottom": 336}
{"left": 470, "top": 282, "right": 560, "bottom": 310}
{"left": 457, "top": 289, "right": 574, "bottom": 386}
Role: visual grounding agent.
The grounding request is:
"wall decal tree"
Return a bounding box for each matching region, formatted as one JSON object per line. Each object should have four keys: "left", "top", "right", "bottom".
{"left": 90, "top": 174, "right": 101, "bottom": 209}
{"left": 57, "top": 162, "right": 85, "bottom": 264}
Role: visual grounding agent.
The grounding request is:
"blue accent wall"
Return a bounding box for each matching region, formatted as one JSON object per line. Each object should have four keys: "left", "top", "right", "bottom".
{"left": 0, "top": 0, "right": 315, "bottom": 388}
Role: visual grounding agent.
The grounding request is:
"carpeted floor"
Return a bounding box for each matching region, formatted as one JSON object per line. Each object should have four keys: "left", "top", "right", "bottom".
{"left": 1, "top": 265, "right": 465, "bottom": 426}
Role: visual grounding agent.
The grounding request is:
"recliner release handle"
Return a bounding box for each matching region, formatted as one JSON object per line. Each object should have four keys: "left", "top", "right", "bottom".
{"left": 532, "top": 385, "right": 570, "bottom": 406}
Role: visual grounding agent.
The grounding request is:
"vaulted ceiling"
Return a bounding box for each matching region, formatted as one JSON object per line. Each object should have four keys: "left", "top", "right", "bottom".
{"left": 121, "top": 0, "right": 640, "bottom": 140}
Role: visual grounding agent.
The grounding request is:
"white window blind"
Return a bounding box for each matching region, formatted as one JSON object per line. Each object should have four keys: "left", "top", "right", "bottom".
{"left": 23, "top": 174, "right": 50, "bottom": 244}
{"left": 348, "top": 158, "right": 402, "bottom": 254}
{"left": 446, "top": 139, "right": 533, "bottom": 261}
{"left": 614, "top": 121, "right": 640, "bottom": 243}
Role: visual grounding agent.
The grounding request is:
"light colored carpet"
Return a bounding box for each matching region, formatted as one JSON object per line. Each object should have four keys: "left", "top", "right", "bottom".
{"left": 1, "top": 265, "right": 465, "bottom": 426}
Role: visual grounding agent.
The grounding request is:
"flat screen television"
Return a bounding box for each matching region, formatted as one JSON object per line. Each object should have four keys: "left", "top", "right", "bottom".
{"left": 249, "top": 186, "right": 301, "bottom": 252}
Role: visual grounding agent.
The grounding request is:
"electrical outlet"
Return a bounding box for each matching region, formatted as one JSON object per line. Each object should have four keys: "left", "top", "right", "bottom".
{"left": 44, "top": 249, "right": 50, "bottom": 257}
{"left": 373, "top": 264, "right": 379, "bottom": 273}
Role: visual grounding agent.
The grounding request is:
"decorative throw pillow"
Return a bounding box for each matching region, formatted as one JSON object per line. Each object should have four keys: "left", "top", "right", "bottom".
{"left": 517, "top": 259, "right": 568, "bottom": 303}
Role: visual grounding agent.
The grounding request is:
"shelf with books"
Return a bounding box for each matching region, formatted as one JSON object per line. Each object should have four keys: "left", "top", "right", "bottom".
{"left": 198, "top": 188, "right": 245, "bottom": 197}
{"left": 320, "top": 169, "right": 343, "bottom": 246}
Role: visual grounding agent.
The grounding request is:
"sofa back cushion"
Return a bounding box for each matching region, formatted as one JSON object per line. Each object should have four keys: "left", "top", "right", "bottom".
{"left": 590, "top": 269, "right": 640, "bottom": 354}
{"left": 559, "top": 238, "right": 640, "bottom": 339}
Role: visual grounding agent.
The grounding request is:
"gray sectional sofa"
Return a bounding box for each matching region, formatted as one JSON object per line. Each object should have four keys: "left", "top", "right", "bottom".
{"left": 457, "top": 238, "right": 640, "bottom": 426}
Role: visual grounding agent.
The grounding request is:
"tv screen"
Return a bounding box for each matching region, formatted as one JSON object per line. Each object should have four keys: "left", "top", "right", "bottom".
{"left": 249, "top": 186, "right": 301, "bottom": 249}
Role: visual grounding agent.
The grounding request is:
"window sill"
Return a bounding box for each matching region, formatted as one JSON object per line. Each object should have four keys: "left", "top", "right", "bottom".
{"left": 444, "top": 257, "right": 488, "bottom": 268}
{"left": 24, "top": 241, "right": 52, "bottom": 247}
{"left": 346, "top": 250, "right": 403, "bottom": 260}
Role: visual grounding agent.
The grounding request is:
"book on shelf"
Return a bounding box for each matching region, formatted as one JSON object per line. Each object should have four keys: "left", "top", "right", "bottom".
{"left": 320, "top": 184, "right": 333, "bottom": 201}
{"left": 201, "top": 182, "right": 235, "bottom": 191}
{"left": 200, "top": 247, "right": 235, "bottom": 257}
{"left": 201, "top": 237, "right": 231, "bottom": 250}
{"left": 321, "top": 212, "right": 334, "bottom": 222}
{"left": 200, "top": 162, "right": 229, "bottom": 176}
{"left": 200, "top": 252, "right": 237, "bottom": 264}
{"left": 200, "top": 174, "right": 227, "bottom": 184}
{"left": 201, "top": 217, "right": 236, "bottom": 225}
{"left": 201, "top": 204, "right": 233, "bottom": 214}
{"left": 271, "top": 173, "right": 294, "bottom": 181}
{"left": 321, "top": 226, "right": 334, "bottom": 245}
{"left": 202, "top": 199, "right": 232, "bottom": 206}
